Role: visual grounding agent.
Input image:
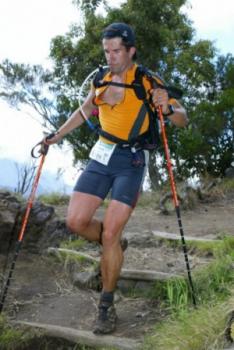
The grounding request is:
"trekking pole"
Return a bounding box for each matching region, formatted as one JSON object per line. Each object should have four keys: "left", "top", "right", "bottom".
{"left": 0, "top": 135, "right": 53, "bottom": 313}
{"left": 157, "top": 105, "right": 197, "bottom": 307}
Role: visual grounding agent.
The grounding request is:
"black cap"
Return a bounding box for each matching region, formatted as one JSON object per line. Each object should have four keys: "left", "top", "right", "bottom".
{"left": 102, "top": 22, "right": 135, "bottom": 46}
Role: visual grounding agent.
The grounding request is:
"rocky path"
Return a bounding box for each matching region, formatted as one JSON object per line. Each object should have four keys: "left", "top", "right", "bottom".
{"left": 1, "top": 191, "right": 234, "bottom": 348}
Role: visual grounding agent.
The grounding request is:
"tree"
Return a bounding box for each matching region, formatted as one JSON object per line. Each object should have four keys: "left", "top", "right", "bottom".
{"left": 174, "top": 54, "right": 234, "bottom": 177}
{"left": 14, "top": 160, "right": 37, "bottom": 195}
{"left": 0, "top": 0, "right": 233, "bottom": 186}
{"left": 0, "top": 61, "right": 57, "bottom": 129}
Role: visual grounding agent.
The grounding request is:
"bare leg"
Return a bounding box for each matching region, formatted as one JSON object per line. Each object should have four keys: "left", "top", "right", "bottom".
{"left": 101, "top": 200, "right": 132, "bottom": 291}
{"left": 66, "top": 192, "right": 103, "bottom": 242}
{"left": 92, "top": 200, "right": 133, "bottom": 334}
{"left": 67, "top": 192, "right": 132, "bottom": 286}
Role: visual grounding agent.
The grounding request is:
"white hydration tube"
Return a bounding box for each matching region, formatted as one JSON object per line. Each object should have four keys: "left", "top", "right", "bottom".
{"left": 77, "top": 65, "right": 108, "bottom": 129}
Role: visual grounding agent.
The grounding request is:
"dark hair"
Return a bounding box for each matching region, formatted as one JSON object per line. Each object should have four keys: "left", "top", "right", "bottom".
{"left": 102, "top": 22, "right": 137, "bottom": 60}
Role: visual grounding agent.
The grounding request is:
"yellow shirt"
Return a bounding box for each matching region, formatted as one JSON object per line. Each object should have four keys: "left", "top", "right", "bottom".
{"left": 94, "top": 64, "right": 152, "bottom": 143}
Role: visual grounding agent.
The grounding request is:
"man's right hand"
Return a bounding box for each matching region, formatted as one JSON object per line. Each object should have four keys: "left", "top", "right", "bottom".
{"left": 43, "top": 132, "right": 62, "bottom": 145}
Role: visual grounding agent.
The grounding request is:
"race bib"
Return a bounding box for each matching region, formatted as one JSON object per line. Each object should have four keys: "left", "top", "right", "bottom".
{"left": 89, "top": 140, "right": 116, "bottom": 165}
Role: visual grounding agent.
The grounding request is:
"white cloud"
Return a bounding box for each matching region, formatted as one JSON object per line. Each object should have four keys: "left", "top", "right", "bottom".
{"left": 188, "top": 0, "right": 234, "bottom": 30}
{"left": 183, "top": 0, "right": 234, "bottom": 54}
{"left": 0, "top": 0, "right": 234, "bottom": 190}
{"left": 0, "top": 102, "right": 42, "bottom": 160}
{"left": 0, "top": 0, "right": 80, "bottom": 65}
{"left": 0, "top": 101, "right": 78, "bottom": 186}
{"left": 1, "top": 0, "right": 233, "bottom": 63}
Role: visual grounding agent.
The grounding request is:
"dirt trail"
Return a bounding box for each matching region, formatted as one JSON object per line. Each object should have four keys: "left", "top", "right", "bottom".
{"left": 1, "top": 192, "right": 234, "bottom": 344}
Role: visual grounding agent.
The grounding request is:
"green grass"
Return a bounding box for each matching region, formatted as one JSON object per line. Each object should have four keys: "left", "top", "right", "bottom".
{"left": 139, "top": 254, "right": 233, "bottom": 311}
{"left": 60, "top": 237, "right": 88, "bottom": 251}
{"left": 59, "top": 238, "right": 99, "bottom": 267}
{"left": 3, "top": 180, "right": 233, "bottom": 349}
{"left": 117, "top": 236, "right": 234, "bottom": 309}
{"left": 158, "top": 233, "right": 234, "bottom": 258}
{"left": 137, "top": 191, "right": 161, "bottom": 207}
{"left": 220, "top": 178, "right": 234, "bottom": 192}
{"left": 38, "top": 192, "right": 70, "bottom": 205}
{"left": 140, "top": 235, "right": 234, "bottom": 350}
{"left": 192, "top": 235, "right": 234, "bottom": 258}
{"left": 143, "top": 298, "right": 233, "bottom": 350}
{"left": 0, "top": 314, "right": 97, "bottom": 349}
{"left": 54, "top": 249, "right": 98, "bottom": 270}
{"left": 123, "top": 235, "right": 234, "bottom": 350}
{"left": 166, "top": 237, "right": 234, "bottom": 308}
{"left": 48, "top": 240, "right": 99, "bottom": 275}
{"left": 0, "top": 314, "right": 33, "bottom": 349}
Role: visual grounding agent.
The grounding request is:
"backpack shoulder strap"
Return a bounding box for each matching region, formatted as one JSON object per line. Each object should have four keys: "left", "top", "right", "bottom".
{"left": 130, "top": 65, "right": 161, "bottom": 148}
{"left": 93, "top": 66, "right": 136, "bottom": 89}
{"left": 132, "top": 65, "right": 147, "bottom": 100}
{"left": 93, "top": 66, "right": 110, "bottom": 88}
{"left": 128, "top": 65, "right": 157, "bottom": 141}
{"left": 132, "top": 65, "right": 165, "bottom": 99}
{"left": 139, "top": 66, "right": 183, "bottom": 99}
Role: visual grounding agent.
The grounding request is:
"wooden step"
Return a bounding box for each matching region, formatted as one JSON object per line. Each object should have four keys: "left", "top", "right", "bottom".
{"left": 14, "top": 321, "right": 141, "bottom": 350}
{"left": 120, "top": 268, "right": 180, "bottom": 281}
{"left": 152, "top": 230, "right": 219, "bottom": 242}
{"left": 47, "top": 247, "right": 180, "bottom": 281}
{"left": 47, "top": 247, "right": 100, "bottom": 263}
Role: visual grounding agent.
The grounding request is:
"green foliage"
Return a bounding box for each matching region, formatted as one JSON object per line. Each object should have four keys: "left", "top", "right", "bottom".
{"left": 195, "top": 257, "right": 233, "bottom": 303}
{"left": 0, "top": 0, "right": 233, "bottom": 183}
{"left": 60, "top": 237, "right": 88, "bottom": 250}
{"left": 38, "top": 192, "right": 70, "bottom": 205}
{"left": 53, "top": 243, "right": 99, "bottom": 274}
{"left": 142, "top": 236, "right": 234, "bottom": 349}
{"left": 72, "top": 0, "right": 105, "bottom": 13}
{"left": 202, "top": 236, "right": 234, "bottom": 258}
{"left": 0, "top": 314, "right": 32, "bottom": 349}
{"left": 143, "top": 301, "right": 230, "bottom": 350}
{"left": 0, "top": 60, "right": 57, "bottom": 129}
{"left": 220, "top": 178, "right": 234, "bottom": 192}
{"left": 137, "top": 190, "right": 161, "bottom": 207}
{"left": 136, "top": 236, "right": 234, "bottom": 309}
{"left": 166, "top": 277, "right": 189, "bottom": 311}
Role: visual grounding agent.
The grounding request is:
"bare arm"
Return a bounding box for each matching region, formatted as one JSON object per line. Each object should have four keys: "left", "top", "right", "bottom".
{"left": 167, "top": 99, "right": 188, "bottom": 127}
{"left": 47, "top": 87, "right": 96, "bottom": 144}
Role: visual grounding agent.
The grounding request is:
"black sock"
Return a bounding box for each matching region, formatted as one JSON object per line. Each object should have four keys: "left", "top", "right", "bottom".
{"left": 100, "top": 291, "right": 114, "bottom": 307}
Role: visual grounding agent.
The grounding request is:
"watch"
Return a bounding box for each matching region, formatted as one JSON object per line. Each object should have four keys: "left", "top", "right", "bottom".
{"left": 163, "top": 104, "right": 175, "bottom": 117}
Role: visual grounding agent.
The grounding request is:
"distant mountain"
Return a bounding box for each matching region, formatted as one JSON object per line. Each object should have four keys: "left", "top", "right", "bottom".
{"left": 0, "top": 158, "right": 73, "bottom": 195}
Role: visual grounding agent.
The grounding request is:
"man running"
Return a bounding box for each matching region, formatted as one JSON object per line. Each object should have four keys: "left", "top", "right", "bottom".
{"left": 46, "top": 22, "right": 188, "bottom": 334}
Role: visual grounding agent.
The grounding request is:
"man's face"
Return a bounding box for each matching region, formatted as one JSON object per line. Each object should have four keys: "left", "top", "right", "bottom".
{"left": 102, "top": 37, "right": 135, "bottom": 74}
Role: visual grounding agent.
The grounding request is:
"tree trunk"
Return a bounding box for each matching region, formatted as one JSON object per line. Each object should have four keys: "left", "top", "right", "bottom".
{"left": 148, "top": 151, "right": 161, "bottom": 190}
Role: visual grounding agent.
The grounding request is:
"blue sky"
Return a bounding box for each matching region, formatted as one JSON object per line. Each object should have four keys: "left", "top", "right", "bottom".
{"left": 183, "top": 0, "right": 234, "bottom": 55}
{"left": 0, "top": 0, "right": 233, "bottom": 187}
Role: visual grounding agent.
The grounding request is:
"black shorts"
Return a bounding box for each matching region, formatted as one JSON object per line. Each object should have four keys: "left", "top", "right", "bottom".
{"left": 73, "top": 147, "right": 148, "bottom": 207}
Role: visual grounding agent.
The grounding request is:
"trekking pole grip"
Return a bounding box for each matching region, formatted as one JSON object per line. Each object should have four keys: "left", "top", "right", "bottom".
{"left": 31, "top": 132, "right": 56, "bottom": 158}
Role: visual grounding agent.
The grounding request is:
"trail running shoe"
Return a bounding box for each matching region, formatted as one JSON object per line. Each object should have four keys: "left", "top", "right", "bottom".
{"left": 93, "top": 304, "right": 117, "bottom": 334}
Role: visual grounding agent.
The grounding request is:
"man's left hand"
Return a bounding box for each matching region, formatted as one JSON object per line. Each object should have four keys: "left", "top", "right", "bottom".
{"left": 151, "top": 88, "right": 170, "bottom": 114}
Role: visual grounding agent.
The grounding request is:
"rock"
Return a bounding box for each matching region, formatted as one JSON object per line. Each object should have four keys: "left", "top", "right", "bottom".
{"left": 124, "top": 231, "right": 159, "bottom": 248}
{"left": 134, "top": 281, "right": 154, "bottom": 291}
{"left": 0, "top": 190, "right": 21, "bottom": 253}
{"left": 117, "top": 279, "right": 137, "bottom": 293}
{"left": 30, "top": 202, "right": 54, "bottom": 224}
{"left": 40, "top": 219, "right": 71, "bottom": 251}
{"left": 72, "top": 270, "right": 100, "bottom": 290}
{"left": 225, "top": 167, "right": 234, "bottom": 178}
{"left": 0, "top": 190, "right": 71, "bottom": 254}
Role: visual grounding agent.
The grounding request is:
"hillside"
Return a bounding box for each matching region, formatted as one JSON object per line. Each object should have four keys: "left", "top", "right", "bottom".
{"left": 0, "top": 184, "right": 234, "bottom": 349}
